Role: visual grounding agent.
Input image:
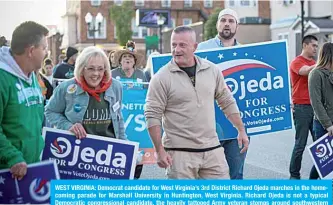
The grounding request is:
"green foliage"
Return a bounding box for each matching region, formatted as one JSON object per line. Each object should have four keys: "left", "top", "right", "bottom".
{"left": 204, "top": 8, "right": 221, "bottom": 41}
{"left": 110, "top": 1, "right": 134, "bottom": 46}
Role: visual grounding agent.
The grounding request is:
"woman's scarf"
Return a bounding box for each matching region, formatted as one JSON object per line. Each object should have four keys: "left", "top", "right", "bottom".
{"left": 75, "top": 76, "right": 112, "bottom": 102}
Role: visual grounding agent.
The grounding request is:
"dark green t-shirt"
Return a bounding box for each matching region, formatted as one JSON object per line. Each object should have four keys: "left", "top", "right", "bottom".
{"left": 180, "top": 64, "right": 196, "bottom": 87}
{"left": 82, "top": 93, "right": 115, "bottom": 138}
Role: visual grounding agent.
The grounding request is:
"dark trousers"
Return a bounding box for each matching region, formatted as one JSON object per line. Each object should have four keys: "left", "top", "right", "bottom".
{"left": 309, "top": 119, "right": 327, "bottom": 179}
{"left": 289, "top": 104, "right": 315, "bottom": 179}
{"left": 134, "top": 165, "right": 143, "bottom": 179}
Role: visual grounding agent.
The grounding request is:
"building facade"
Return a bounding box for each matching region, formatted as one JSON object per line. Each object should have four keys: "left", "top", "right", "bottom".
{"left": 61, "top": 0, "right": 271, "bottom": 66}
{"left": 270, "top": 0, "right": 333, "bottom": 61}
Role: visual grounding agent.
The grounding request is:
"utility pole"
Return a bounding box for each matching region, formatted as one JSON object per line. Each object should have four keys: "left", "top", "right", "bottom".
{"left": 301, "top": 0, "right": 305, "bottom": 39}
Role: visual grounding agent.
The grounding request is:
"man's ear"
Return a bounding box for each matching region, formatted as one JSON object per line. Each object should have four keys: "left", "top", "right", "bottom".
{"left": 194, "top": 42, "right": 198, "bottom": 51}
{"left": 302, "top": 43, "right": 306, "bottom": 49}
{"left": 27, "top": 45, "right": 35, "bottom": 58}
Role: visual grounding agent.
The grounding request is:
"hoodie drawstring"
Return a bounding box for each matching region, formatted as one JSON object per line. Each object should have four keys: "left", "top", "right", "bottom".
{"left": 32, "top": 72, "right": 44, "bottom": 104}
{"left": 18, "top": 79, "right": 30, "bottom": 107}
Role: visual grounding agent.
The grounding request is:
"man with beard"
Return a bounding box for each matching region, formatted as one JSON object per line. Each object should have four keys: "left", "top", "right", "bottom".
{"left": 197, "top": 8, "right": 249, "bottom": 180}
{"left": 198, "top": 8, "right": 239, "bottom": 49}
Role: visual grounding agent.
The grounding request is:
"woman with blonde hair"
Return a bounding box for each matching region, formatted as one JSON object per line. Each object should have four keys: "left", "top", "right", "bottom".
{"left": 45, "top": 46, "right": 126, "bottom": 140}
{"left": 308, "top": 42, "right": 333, "bottom": 179}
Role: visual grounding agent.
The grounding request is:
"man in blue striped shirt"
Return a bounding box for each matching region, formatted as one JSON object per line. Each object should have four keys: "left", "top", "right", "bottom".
{"left": 197, "top": 8, "right": 249, "bottom": 180}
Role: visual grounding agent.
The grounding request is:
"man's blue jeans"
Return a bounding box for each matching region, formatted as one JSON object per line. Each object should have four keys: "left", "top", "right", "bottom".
{"left": 309, "top": 119, "right": 327, "bottom": 179}
{"left": 220, "top": 139, "right": 248, "bottom": 179}
{"left": 289, "top": 104, "right": 315, "bottom": 179}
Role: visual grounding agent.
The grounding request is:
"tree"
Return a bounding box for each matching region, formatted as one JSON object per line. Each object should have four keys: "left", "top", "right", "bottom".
{"left": 110, "top": 1, "right": 134, "bottom": 46}
{"left": 204, "top": 8, "right": 221, "bottom": 41}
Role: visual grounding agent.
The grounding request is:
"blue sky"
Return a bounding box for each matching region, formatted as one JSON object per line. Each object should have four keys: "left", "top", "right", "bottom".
{"left": 0, "top": 0, "right": 66, "bottom": 39}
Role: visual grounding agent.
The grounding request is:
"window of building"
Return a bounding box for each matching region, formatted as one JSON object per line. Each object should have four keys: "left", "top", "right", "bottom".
{"left": 132, "top": 18, "right": 148, "bottom": 39}
{"left": 114, "top": 0, "right": 122, "bottom": 6}
{"left": 142, "top": 27, "right": 148, "bottom": 37}
{"left": 183, "top": 18, "right": 192, "bottom": 25}
{"left": 135, "top": 0, "right": 144, "bottom": 7}
{"left": 91, "top": 0, "right": 101, "bottom": 6}
{"left": 168, "top": 18, "right": 176, "bottom": 28}
{"left": 171, "top": 18, "right": 176, "bottom": 28}
{"left": 161, "top": 0, "right": 171, "bottom": 8}
{"left": 87, "top": 16, "right": 106, "bottom": 39}
{"left": 228, "top": 0, "right": 257, "bottom": 7}
{"left": 204, "top": 0, "right": 213, "bottom": 8}
{"left": 132, "top": 20, "right": 139, "bottom": 38}
{"left": 184, "top": 0, "right": 192, "bottom": 7}
{"left": 282, "top": 0, "right": 296, "bottom": 6}
{"left": 240, "top": 0, "right": 250, "bottom": 6}
{"left": 278, "top": 33, "right": 288, "bottom": 41}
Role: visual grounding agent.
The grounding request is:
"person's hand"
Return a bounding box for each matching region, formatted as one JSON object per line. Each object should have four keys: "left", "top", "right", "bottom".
{"left": 136, "top": 151, "right": 144, "bottom": 165}
{"left": 291, "top": 103, "right": 294, "bottom": 113}
{"left": 10, "top": 162, "right": 27, "bottom": 180}
{"left": 69, "top": 123, "right": 87, "bottom": 139}
{"left": 237, "top": 130, "right": 249, "bottom": 154}
{"left": 157, "top": 149, "right": 172, "bottom": 168}
{"left": 327, "top": 126, "right": 333, "bottom": 137}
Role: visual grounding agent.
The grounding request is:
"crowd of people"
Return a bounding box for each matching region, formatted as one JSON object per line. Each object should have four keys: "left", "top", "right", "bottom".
{"left": 0, "top": 7, "right": 332, "bottom": 181}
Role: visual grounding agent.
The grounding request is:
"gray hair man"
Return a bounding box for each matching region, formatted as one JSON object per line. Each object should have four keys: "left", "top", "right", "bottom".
{"left": 145, "top": 26, "right": 249, "bottom": 179}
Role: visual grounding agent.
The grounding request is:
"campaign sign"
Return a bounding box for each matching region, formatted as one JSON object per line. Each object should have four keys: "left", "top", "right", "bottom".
{"left": 308, "top": 133, "right": 333, "bottom": 179}
{"left": 121, "top": 83, "right": 156, "bottom": 164}
{"left": 152, "top": 40, "right": 292, "bottom": 140}
{"left": 0, "top": 160, "right": 59, "bottom": 204}
{"left": 41, "top": 127, "right": 139, "bottom": 179}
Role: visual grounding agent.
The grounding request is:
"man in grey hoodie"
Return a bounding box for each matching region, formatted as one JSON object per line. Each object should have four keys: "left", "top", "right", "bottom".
{"left": 0, "top": 21, "right": 48, "bottom": 180}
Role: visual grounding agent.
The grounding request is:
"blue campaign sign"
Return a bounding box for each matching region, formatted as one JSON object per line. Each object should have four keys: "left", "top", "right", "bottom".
{"left": 122, "top": 85, "right": 151, "bottom": 148}
{"left": 41, "top": 127, "right": 139, "bottom": 179}
{"left": 0, "top": 160, "right": 59, "bottom": 204}
{"left": 152, "top": 40, "right": 292, "bottom": 139}
{"left": 121, "top": 82, "right": 157, "bottom": 164}
{"left": 308, "top": 133, "right": 333, "bottom": 179}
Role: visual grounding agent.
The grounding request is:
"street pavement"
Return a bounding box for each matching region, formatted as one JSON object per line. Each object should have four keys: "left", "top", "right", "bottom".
{"left": 140, "top": 129, "right": 315, "bottom": 179}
